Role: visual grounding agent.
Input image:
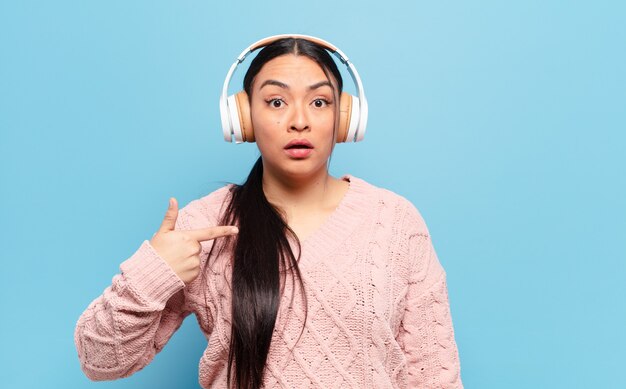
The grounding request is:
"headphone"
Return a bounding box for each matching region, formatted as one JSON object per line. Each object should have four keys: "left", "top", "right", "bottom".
{"left": 219, "top": 34, "right": 368, "bottom": 144}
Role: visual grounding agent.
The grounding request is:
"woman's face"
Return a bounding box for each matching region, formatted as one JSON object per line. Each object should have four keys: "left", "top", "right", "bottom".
{"left": 249, "top": 54, "right": 339, "bottom": 183}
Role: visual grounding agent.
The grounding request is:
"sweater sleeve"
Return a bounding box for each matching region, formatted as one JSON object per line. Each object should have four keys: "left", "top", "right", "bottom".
{"left": 398, "top": 230, "right": 463, "bottom": 388}
{"left": 74, "top": 209, "right": 196, "bottom": 381}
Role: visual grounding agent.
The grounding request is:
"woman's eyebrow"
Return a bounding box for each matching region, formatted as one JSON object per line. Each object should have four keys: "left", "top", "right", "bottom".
{"left": 259, "top": 79, "right": 288, "bottom": 90}
{"left": 258, "top": 79, "right": 334, "bottom": 91}
{"left": 308, "top": 80, "right": 334, "bottom": 91}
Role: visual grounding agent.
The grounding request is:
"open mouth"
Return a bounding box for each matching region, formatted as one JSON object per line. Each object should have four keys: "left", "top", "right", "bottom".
{"left": 284, "top": 140, "right": 314, "bottom": 150}
{"left": 284, "top": 140, "right": 314, "bottom": 158}
{"left": 286, "top": 144, "right": 312, "bottom": 149}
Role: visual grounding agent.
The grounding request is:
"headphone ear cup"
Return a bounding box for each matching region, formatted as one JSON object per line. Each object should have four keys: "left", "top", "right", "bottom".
{"left": 347, "top": 94, "right": 361, "bottom": 142}
{"left": 337, "top": 92, "right": 352, "bottom": 143}
{"left": 226, "top": 94, "right": 242, "bottom": 143}
{"left": 234, "top": 91, "right": 254, "bottom": 142}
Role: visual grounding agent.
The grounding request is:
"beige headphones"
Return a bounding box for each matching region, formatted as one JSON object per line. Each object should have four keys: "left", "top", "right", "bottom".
{"left": 219, "top": 34, "right": 368, "bottom": 144}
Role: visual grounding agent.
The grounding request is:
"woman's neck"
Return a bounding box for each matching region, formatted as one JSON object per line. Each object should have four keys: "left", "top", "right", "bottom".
{"left": 261, "top": 165, "right": 347, "bottom": 220}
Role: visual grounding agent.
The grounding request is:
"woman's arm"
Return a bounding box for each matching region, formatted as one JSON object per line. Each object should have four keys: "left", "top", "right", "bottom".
{"left": 74, "top": 191, "right": 236, "bottom": 381}
{"left": 74, "top": 210, "right": 194, "bottom": 381}
{"left": 398, "top": 226, "right": 463, "bottom": 388}
{"left": 74, "top": 194, "right": 235, "bottom": 381}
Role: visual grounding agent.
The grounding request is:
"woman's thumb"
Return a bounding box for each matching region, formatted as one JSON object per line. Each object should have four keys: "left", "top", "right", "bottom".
{"left": 157, "top": 197, "right": 178, "bottom": 233}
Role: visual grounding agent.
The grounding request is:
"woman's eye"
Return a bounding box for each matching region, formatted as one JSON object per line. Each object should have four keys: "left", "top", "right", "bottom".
{"left": 313, "top": 99, "right": 330, "bottom": 108}
{"left": 266, "top": 98, "right": 284, "bottom": 108}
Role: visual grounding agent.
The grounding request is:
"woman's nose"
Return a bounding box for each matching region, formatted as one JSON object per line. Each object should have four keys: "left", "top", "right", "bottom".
{"left": 289, "top": 103, "right": 310, "bottom": 132}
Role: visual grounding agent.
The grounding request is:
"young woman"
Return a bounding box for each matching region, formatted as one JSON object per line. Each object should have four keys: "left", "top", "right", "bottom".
{"left": 75, "top": 35, "right": 463, "bottom": 389}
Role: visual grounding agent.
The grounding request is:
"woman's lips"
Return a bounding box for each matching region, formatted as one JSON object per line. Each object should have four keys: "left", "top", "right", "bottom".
{"left": 284, "top": 139, "right": 314, "bottom": 159}
{"left": 284, "top": 147, "right": 313, "bottom": 158}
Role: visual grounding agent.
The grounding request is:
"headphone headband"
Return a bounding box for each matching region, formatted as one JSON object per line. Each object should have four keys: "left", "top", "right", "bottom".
{"left": 220, "top": 34, "right": 368, "bottom": 143}
{"left": 248, "top": 34, "right": 339, "bottom": 58}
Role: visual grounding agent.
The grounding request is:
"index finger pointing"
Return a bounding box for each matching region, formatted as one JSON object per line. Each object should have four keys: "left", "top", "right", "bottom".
{"left": 185, "top": 226, "right": 239, "bottom": 242}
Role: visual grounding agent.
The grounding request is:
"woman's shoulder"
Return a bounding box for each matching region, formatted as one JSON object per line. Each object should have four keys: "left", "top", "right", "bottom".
{"left": 176, "top": 183, "right": 235, "bottom": 228}
{"left": 345, "top": 174, "right": 431, "bottom": 236}
{"left": 196, "top": 183, "right": 235, "bottom": 209}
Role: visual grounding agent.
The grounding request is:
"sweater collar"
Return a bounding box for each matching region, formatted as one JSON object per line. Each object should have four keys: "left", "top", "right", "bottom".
{"left": 290, "top": 174, "right": 375, "bottom": 261}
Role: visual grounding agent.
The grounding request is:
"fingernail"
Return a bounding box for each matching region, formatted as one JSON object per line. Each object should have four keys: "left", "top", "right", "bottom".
{"left": 231, "top": 227, "right": 239, "bottom": 234}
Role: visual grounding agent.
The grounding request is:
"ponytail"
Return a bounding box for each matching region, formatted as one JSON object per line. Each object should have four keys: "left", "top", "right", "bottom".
{"left": 212, "top": 157, "right": 305, "bottom": 389}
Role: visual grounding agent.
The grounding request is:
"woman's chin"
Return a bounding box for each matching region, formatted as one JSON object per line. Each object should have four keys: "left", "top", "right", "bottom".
{"left": 263, "top": 160, "right": 330, "bottom": 183}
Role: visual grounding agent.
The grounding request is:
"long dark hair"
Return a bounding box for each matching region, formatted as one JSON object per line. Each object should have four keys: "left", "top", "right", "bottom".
{"left": 206, "top": 38, "right": 344, "bottom": 389}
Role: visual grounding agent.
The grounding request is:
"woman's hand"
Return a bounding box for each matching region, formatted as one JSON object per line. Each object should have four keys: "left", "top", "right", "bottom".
{"left": 150, "top": 197, "right": 238, "bottom": 284}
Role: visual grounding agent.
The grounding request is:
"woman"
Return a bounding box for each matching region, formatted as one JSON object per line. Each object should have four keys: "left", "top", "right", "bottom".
{"left": 74, "top": 35, "right": 463, "bottom": 389}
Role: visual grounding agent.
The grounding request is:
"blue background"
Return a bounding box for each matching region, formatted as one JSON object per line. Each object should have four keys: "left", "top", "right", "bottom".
{"left": 1, "top": 1, "right": 624, "bottom": 388}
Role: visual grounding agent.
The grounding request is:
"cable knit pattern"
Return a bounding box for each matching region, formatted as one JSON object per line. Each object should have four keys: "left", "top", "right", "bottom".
{"left": 74, "top": 175, "right": 463, "bottom": 388}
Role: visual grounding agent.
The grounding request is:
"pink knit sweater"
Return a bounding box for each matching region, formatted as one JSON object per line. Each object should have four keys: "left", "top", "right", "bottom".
{"left": 74, "top": 175, "right": 463, "bottom": 388}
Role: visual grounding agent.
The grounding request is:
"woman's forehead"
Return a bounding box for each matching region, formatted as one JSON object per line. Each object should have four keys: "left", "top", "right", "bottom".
{"left": 252, "top": 54, "right": 336, "bottom": 89}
